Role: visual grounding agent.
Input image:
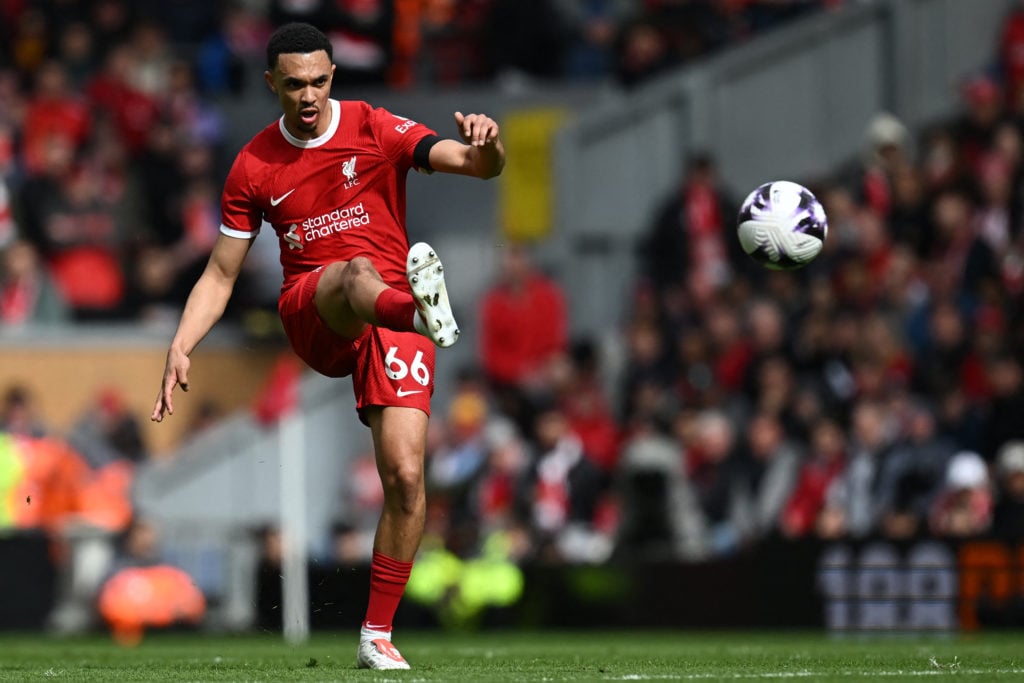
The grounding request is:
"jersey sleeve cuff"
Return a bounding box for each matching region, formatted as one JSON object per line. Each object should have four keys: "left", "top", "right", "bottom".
{"left": 220, "top": 224, "right": 259, "bottom": 239}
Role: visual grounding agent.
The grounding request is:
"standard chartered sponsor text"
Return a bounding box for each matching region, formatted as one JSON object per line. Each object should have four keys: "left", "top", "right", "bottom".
{"left": 301, "top": 202, "right": 371, "bottom": 240}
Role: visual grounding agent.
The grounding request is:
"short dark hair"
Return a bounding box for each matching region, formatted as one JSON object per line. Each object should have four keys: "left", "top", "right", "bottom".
{"left": 266, "top": 22, "right": 333, "bottom": 70}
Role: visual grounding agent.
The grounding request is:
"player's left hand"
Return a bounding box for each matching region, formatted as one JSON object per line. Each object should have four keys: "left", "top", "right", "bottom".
{"left": 454, "top": 112, "right": 499, "bottom": 147}
{"left": 151, "top": 347, "right": 190, "bottom": 422}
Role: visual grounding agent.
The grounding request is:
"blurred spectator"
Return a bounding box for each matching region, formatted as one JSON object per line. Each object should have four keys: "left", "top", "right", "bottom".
{"left": 954, "top": 74, "right": 1006, "bottom": 176}
{"left": 523, "top": 398, "right": 604, "bottom": 561}
{"left": 920, "top": 126, "right": 970, "bottom": 196}
{"left": 980, "top": 351, "right": 1024, "bottom": 461}
{"left": 732, "top": 411, "right": 801, "bottom": 542}
{"left": 781, "top": 416, "right": 846, "bottom": 538}
{"left": 0, "top": 383, "right": 49, "bottom": 438}
{"left": 671, "top": 324, "right": 716, "bottom": 409}
{"left": 749, "top": 354, "right": 800, "bottom": 432}
{"left": 858, "top": 112, "right": 912, "bottom": 219}
{"left": 8, "top": 7, "right": 50, "bottom": 75}
{"left": 142, "top": 0, "right": 221, "bottom": 47}
{"left": 473, "top": 417, "right": 530, "bottom": 536}
{"left": 68, "top": 387, "right": 149, "bottom": 467}
{"left": 20, "top": 60, "right": 91, "bottom": 178}
{"left": 194, "top": 3, "right": 263, "bottom": 96}
{"left": 705, "top": 301, "right": 753, "bottom": 395}
{"left": 0, "top": 429, "right": 132, "bottom": 534}
{"left": 165, "top": 59, "right": 226, "bottom": 149}
{"left": 1000, "top": 0, "right": 1024, "bottom": 111}
{"left": 927, "top": 188, "right": 1000, "bottom": 299}
{"left": 619, "top": 291, "right": 675, "bottom": 424}
{"left": 125, "top": 21, "right": 174, "bottom": 98}
{"left": 256, "top": 523, "right": 283, "bottom": 571}
{"left": 330, "top": 520, "right": 374, "bottom": 565}
{"left": 479, "top": 243, "right": 568, "bottom": 431}
{"left": 614, "top": 412, "right": 706, "bottom": 560}
{"left": 818, "top": 400, "right": 895, "bottom": 538}
{"left": 929, "top": 450, "right": 993, "bottom": 537}
{"left": 991, "top": 440, "right": 1024, "bottom": 538}
{"left": 935, "top": 384, "right": 986, "bottom": 454}
{"left": 612, "top": 16, "right": 674, "bottom": 88}
{"left": 109, "top": 517, "right": 161, "bottom": 571}
{"left": 428, "top": 385, "right": 492, "bottom": 545}
{"left": 687, "top": 409, "right": 743, "bottom": 555}
{"left": 886, "top": 165, "right": 930, "bottom": 252}
{"left": 415, "top": 0, "right": 495, "bottom": 86}
{"left": 85, "top": 43, "right": 161, "bottom": 156}
{"left": 16, "top": 130, "right": 133, "bottom": 319}
{"left": 910, "top": 299, "right": 978, "bottom": 400}
{"left": 89, "top": 0, "right": 135, "bottom": 58}
{"left": 0, "top": 239, "right": 70, "bottom": 326}
{"left": 554, "top": 0, "right": 636, "bottom": 81}
{"left": 485, "top": 0, "right": 566, "bottom": 83}
{"left": 56, "top": 21, "right": 98, "bottom": 90}
{"left": 338, "top": 448, "right": 385, "bottom": 559}
{"left": 873, "top": 398, "right": 955, "bottom": 539}
{"left": 974, "top": 150, "right": 1017, "bottom": 255}
{"left": 741, "top": 298, "right": 793, "bottom": 404}
{"left": 641, "top": 153, "right": 740, "bottom": 295}
{"left": 552, "top": 339, "right": 621, "bottom": 476}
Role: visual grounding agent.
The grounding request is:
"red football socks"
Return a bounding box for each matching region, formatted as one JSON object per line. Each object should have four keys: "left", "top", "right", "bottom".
{"left": 373, "top": 288, "right": 418, "bottom": 332}
{"left": 362, "top": 551, "right": 413, "bottom": 633}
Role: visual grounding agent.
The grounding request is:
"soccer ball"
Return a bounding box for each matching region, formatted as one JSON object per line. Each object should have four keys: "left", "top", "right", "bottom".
{"left": 736, "top": 181, "right": 828, "bottom": 270}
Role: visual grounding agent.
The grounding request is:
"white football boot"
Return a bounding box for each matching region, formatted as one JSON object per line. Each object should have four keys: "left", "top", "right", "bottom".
{"left": 407, "top": 242, "right": 459, "bottom": 348}
{"left": 356, "top": 637, "right": 411, "bottom": 670}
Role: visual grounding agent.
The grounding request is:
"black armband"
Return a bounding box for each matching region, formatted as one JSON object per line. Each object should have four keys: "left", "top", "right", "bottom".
{"left": 413, "top": 135, "right": 441, "bottom": 173}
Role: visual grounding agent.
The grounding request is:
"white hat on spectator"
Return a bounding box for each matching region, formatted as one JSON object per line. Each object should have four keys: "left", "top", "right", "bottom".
{"left": 946, "top": 451, "right": 989, "bottom": 489}
{"left": 997, "top": 441, "right": 1024, "bottom": 476}
{"left": 865, "top": 112, "right": 910, "bottom": 149}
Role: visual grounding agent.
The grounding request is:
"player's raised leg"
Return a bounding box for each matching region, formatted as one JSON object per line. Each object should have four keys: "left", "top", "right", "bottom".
{"left": 356, "top": 405, "right": 427, "bottom": 670}
{"left": 313, "top": 257, "right": 415, "bottom": 339}
{"left": 312, "top": 246, "right": 459, "bottom": 348}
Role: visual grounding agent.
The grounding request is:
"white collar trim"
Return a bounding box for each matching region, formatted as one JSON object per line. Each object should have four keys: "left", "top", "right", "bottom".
{"left": 278, "top": 99, "right": 340, "bottom": 149}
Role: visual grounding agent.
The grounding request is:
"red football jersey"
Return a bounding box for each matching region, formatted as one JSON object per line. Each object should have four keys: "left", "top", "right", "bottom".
{"left": 220, "top": 99, "right": 436, "bottom": 293}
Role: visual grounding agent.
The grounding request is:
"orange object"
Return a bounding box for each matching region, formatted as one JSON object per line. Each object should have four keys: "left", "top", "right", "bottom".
{"left": 98, "top": 565, "right": 206, "bottom": 645}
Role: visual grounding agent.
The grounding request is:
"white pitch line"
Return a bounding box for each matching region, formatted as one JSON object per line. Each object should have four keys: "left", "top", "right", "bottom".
{"left": 603, "top": 669, "right": 1024, "bottom": 681}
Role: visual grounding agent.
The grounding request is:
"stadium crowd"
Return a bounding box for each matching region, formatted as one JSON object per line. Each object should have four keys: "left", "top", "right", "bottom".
{"left": 391, "top": 5, "right": 1024, "bottom": 567}
{"left": 5, "top": 0, "right": 1024, "bottom": 635}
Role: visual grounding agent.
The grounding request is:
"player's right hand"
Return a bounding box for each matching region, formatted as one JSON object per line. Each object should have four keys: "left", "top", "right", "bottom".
{"left": 152, "top": 348, "right": 190, "bottom": 422}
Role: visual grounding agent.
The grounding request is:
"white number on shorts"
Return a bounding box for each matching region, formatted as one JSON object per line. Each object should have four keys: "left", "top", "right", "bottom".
{"left": 384, "top": 346, "right": 430, "bottom": 386}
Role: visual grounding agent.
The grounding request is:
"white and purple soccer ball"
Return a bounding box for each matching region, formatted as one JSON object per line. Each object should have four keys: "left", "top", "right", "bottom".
{"left": 736, "top": 180, "right": 828, "bottom": 270}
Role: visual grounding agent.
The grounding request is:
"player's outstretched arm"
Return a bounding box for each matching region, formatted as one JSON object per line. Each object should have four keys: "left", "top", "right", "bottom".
{"left": 428, "top": 112, "right": 505, "bottom": 179}
{"left": 151, "top": 234, "right": 253, "bottom": 422}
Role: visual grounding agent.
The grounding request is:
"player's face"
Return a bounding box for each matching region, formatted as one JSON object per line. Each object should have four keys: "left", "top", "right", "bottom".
{"left": 265, "top": 51, "right": 335, "bottom": 140}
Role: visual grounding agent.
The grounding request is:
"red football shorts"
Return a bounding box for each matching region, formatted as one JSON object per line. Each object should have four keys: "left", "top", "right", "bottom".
{"left": 278, "top": 267, "right": 435, "bottom": 420}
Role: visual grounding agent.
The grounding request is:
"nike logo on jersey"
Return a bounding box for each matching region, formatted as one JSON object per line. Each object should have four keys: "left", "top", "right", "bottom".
{"left": 270, "top": 189, "right": 296, "bottom": 206}
{"left": 396, "top": 388, "right": 422, "bottom": 397}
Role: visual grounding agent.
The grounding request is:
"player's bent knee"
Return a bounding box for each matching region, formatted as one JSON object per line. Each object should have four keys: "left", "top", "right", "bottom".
{"left": 340, "top": 257, "right": 377, "bottom": 286}
{"left": 315, "top": 261, "right": 349, "bottom": 298}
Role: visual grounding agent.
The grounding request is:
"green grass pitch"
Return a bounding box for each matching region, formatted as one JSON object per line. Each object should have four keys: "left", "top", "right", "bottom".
{"left": 0, "top": 630, "right": 1022, "bottom": 681}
